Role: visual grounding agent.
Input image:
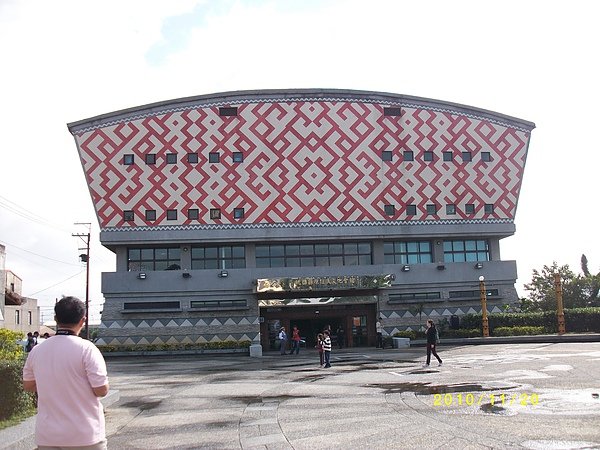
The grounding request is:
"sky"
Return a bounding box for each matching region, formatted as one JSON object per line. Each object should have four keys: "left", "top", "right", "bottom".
{"left": 1, "top": 0, "right": 598, "bottom": 325}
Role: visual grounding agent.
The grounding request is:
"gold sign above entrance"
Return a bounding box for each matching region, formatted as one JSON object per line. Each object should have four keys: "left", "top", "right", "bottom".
{"left": 256, "top": 274, "right": 394, "bottom": 293}
{"left": 259, "top": 295, "right": 378, "bottom": 308}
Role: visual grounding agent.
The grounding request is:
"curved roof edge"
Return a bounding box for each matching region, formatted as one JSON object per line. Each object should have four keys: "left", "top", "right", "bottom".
{"left": 67, "top": 88, "right": 536, "bottom": 133}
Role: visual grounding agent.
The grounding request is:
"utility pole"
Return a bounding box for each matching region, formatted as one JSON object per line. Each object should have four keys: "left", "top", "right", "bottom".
{"left": 73, "top": 223, "right": 91, "bottom": 340}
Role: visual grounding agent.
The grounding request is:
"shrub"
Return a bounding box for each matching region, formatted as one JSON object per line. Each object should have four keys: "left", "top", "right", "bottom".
{"left": 0, "top": 359, "right": 36, "bottom": 421}
{"left": 393, "top": 330, "right": 417, "bottom": 340}
{"left": 493, "top": 326, "right": 546, "bottom": 336}
{"left": 441, "top": 328, "right": 481, "bottom": 338}
{"left": 0, "top": 329, "right": 24, "bottom": 361}
{"left": 97, "top": 340, "right": 252, "bottom": 354}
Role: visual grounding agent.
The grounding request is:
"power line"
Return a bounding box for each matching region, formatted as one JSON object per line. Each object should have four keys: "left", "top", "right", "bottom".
{"left": 25, "top": 270, "right": 85, "bottom": 297}
{"left": 0, "top": 194, "right": 72, "bottom": 233}
{"left": 0, "top": 239, "right": 82, "bottom": 267}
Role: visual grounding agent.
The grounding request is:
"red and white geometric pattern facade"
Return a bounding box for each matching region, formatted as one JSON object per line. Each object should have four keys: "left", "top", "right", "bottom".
{"left": 71, "top": 93, "right": 533, "bottom": 230}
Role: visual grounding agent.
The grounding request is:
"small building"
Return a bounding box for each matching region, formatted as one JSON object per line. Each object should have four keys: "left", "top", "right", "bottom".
{"left": 3, "top": 270, "right": 40, "bottom": 335}
{"left": 68, "top": 89, "right": 534, "bottom": 349}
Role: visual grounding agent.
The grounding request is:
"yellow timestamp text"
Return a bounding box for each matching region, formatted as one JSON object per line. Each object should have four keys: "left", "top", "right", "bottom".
{"left": 433, "top": 393, "right": 539, "bottom": 407}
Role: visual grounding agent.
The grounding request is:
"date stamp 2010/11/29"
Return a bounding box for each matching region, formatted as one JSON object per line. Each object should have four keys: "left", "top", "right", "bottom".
{"left": 433, "top": 393, "right": 539, "bottom": 407}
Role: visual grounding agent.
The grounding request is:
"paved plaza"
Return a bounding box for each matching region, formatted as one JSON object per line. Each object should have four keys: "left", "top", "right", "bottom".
{"left": 101, "top": 342, "right": 600, "bottom": 449}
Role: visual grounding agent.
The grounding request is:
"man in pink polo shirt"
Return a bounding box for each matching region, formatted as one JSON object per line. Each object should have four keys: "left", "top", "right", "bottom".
{"left": 23, "top": 296, "right": 109, "bottom": 450}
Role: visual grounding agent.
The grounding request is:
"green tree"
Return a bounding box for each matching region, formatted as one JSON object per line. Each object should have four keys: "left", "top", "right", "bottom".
{"left": 523, "top": 262, "right": 590, "bottom": 311}
{"left": 581, "top": 254, "right": 600, "bottom": 306}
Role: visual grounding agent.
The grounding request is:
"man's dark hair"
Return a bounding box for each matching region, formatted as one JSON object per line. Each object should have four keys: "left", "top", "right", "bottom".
{"left": 55, "top": 296, "right": 86, "bottom": 325}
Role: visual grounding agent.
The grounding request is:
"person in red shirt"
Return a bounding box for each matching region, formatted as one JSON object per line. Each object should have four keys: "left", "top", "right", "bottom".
{"left": 290, "top": 325, "right": 301, "bottom": 355}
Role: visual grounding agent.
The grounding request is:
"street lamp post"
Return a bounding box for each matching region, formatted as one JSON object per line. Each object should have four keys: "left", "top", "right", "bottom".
{"left": 554, "top": 272, "right": 566, "bottom": 335}
{"left": 479, "top": 276, "right": 490, "bottom": 337}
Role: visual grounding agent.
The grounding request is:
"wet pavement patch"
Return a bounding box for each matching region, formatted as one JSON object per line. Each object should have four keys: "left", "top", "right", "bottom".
{"left": 121, "top": 399, "right": 163, "bottom": 410}
{"left": 365, "top": 382, "right": 514, "bottom": 395}
{"left": 480, "top": 402, "right": 508, "bottom": 415}
{"left": 228, "top": 394, "right": 311, "bottom": 404}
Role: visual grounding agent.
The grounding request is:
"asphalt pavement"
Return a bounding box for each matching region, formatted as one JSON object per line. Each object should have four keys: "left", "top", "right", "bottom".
{"left": 100, "top": 342, "right": 600, "bottom": 449}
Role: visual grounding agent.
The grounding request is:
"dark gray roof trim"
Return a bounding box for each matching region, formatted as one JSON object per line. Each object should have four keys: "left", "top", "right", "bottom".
{"left": 67, "top": 89, "right": 535, "bottom": 134}
{"left": 100, "top": 217, "right": 514, "bottom": 233}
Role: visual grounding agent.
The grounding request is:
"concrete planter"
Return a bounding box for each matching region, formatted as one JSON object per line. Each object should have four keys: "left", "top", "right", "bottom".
{"left": 392, "top": 337, "right": 411, "bottom": 348}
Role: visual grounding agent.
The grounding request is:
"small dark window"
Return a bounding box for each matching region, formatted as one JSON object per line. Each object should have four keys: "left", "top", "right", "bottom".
{"left": 462, "top": 151, "right": 472, "bottom": 162}
{"left": 167, "top": 209, "right": 177, "bottom": 221}
{"left": 234, "top": 208, "right": 245, "bottom": 219}
{"left": 481, "top": 152, "right": 492, "bottom": 162}
{"left": 123, "top": 154, "right": 134, "bottom": 165}
{"left": 443, "top": 152, "right": 453, "bottom": 161}
{"left": 465, "top": 203, "right": 475, "bottom": 214}
{"left": 384, "top": 204, "right": 395, "bottom": 216}
{"left": 403, "top": 151, "right": 414, "bottom": 161}
{"left": 219, "top": 107, "right": 238, "bottom": 116}
{"left": 209, "top": 152, "right": 220, "bottom": 163}
{"left": 166, "top": 153, "right": 177, "bottom": 164}
{"left": 484, "top": 204, "right": 494, "bottom": 214}
{"left": 382, "top": 151, "right": 393, "bottom": 161}
{"left": 426, "top": 204, "right": 437, "bottom": 215}
{"left": 233, "top": 152, "right": 244, "bottom": 163}
{"left": 188, "top": 209, "right": 199, "bottom": 220}
{"left": 124, "top": 210, "right": 134, "bottom": 222}
{"left": 210, "top": 208, "right": 221, "bottom": 219}
{"left": 145, "top": 154, "right": 156, "bottom": 165}
{"left": 187, "top": 153, "right": 198, "bottom": 163}
{"left": 384, "top": 107, "right": 402, "bottom": 116}
{"left": 145, "top": 210, "right": 156, "bottom": 221}
{"left": 446, "top": 204, "right": 456, "bottom": 215}
{"left": 406, "top": 204, "right": 417, "bottom": 216}
{"left": 424, "top": 151, "right": 434, "bottom": 162}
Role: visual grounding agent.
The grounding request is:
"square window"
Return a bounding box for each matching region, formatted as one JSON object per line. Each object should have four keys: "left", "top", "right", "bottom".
{"left": 465, "top": 203, "right": 475, "bottom": 214}
{"left": 188, "top": 208, "right": 199, "bottom": 220}
{"left": 166, "top": 153, "right": 177, "bottom": 164}
{"left": 219, "top": 106, "right": 238, "bottom": 116}
{"left": 481, "top": 152, "right": 491, "bottom": 162}
{"left": 446, "top": 204, "right": 456, "bottom": 215}
{"left": 382, "top": 151, "right": 393, "bottom": 161}
{"left": 145, "top": 210, "right": 156, "bottom": 221}
{"left": 123, "top": 154, "right": 134, "bottom": 165}
{"left": 406, "top": 204, "right": 417, "bottom": 216}
{"left": 145, "top": 154, "right": 156, "bottom": 165}
{"left": 209, "top": 152, "right": 220, "bottom": 163}
{"left": 234, "top": 207, "right": 245, "bottom": 219}
{"left": 443, "top": 152, "right": 453, "bottom": 161}
{"left": 424, "top": 151, "right": 434, "bottom": 162}
{"left": 484, "top": 203, "right": 494, "bottom": 214}
{"left": 383, "top": 107, "right": 402, "bottom": 116}
{"left": 426, "top": 204, "right": 437, "bottom": 215}
{"left": 403, "top": 151, "right": 414, "bottom": 161}
{"left": 384, "top": 204, "right": 395, "bottom": 216}
{"left": 187, "top": 153, "right": 198, "bottom": 163}
{"left": 167, "top": 209, "right": 177, "bottom": 220}
{"left": 210, "top": 208, "right": 221, "bottom": 219}
{"left": 462, "top": 151, "right": 472, "bottom": 162}
{"left": 123, "top": 210, "right": 134, "bottom": 222}
{"left": 233, "top": 152, "right": 244, "bottom": 163}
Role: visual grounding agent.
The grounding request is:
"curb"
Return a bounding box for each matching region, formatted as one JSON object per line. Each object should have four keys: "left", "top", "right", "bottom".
{"left": 0, "top": 390, "right": 120, "bottom": 450}
{"left": 409, "top": 333, "right": 600, "bottom": 346}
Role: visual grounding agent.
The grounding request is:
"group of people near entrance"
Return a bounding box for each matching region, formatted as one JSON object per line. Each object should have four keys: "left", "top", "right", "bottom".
{"left": 278, "top": 319, "right": 443, "bottom": 369}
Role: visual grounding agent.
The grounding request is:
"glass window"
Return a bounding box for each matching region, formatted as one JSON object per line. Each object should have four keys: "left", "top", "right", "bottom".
{"left": 462, "top": 152, "right": 472, "bottom": 162}
{"left": 382, "top": 151, "right": 392, "bottom": 161}
{"left": 484, "top": 204, "right": 494, "bottom": 214}
{"left": 465, "top": 204, "right": 475, "bottom": 214}
{"left": 384, "top": 204, "right": 395, "bottom": 216}
{"left": 166, "top": 153, "right": 177, "bottom": 164}
{"left": 423, "top": 151, "right": 434, "bottom": 161}
{"left": 167, "top": 210, "right": 177, "bottom": 221}
{"left": 443, "top": 152, "right": 453, "bottom": 161}
{"left": 406, "top": 204, "right": 417, "bottom": 216}
{"left": 127, "top": 247, "right": 181, "bottom": 271}
{"left": 443, "top": 239, "right": 489, "bottom": 263}
{"left": 187, "top": 153, "right": 198, "bottom": 163}
{"left": 234, "top": 207, "right": 244, "bottom": 219}
{"left": 233, "top": 152, "right": 244, "bottom": 163}
{"left": 210, "top": 208, "right": 221, "bottom": 219}
{"left": 123, "top": 210, "right": 134, "bottom": 222}
{"left": 255, "top": 242, "right": 372, "bottom": 268}
{"left": 446, "top": 204, "right": 456, "bottom": 215}
{"left": 191, "top": 245, "right": 245, "bottom": 270}
{"left": 145, "top": 210, "right": 156, "bottom": 221}
{"left": 188, "top": 209, "right": 199, "bottom": 220}
{"left": 384, "top": 240, "right": 432, "bottom": 265}
{"left": 426, "top": 204, "right": 437, "bottom": 215}
{"left": 403, "top": 151, "right": 414, "bottom": 161}
{"left": 145, "top": 154, "right": 156, "bottom": 165}
{"left": 209, "top": 152, "right": 220, "bottom": 163}
{"left": 123, "top": 154, "right": 134, "bottom": 165}
{"left": 481, "top": 152, "right": 491, "bottom": 162}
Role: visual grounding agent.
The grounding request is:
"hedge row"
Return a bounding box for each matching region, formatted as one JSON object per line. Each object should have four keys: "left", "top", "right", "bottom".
{"left": 0, "top": 360, "right": 36, "bottom": 421}
{"left": 459, "top": 307, "right": 600, "bottom": 333}
{"left": 493, "top": 326, "right": 546, "bottom": 336}
{"left": 97, "top": 340, "right": 252, "bottom": 353}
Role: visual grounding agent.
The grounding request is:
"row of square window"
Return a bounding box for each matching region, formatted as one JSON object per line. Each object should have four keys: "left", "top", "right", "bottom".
{"left": 382, "top": 151, "right": 491, "bottom": 162}
{"left": 124, "top": 150, "right": 491, "bottom": 166}
{"left": 384, "top": 203, "right": 494, "bottom": 216}
{"left": 123, "top": 208, "right": 243, "bottom": 222}
{"left": 123, "top": 152, "right": 244, "bottom": 166}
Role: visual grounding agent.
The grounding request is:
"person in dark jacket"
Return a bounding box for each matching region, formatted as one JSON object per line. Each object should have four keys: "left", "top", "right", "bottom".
{"left": 424, "top": 319, "right": 442, "bottom": 367}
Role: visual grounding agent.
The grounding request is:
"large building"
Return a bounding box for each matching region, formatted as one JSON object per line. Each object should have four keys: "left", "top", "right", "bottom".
{"left": 68, "top": 89, "right": 534, "bottom": 349}
{"left": 3, "top": 269, "right": 40, "bottom": 334}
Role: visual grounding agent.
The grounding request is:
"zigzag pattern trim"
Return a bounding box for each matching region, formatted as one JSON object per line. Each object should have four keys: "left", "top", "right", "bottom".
{"left": 96, "top": 332, "right": 261, "bottom": 346}
{"left": 72, "top": 96, "right": 532, "bottom": 135}
{"left": 101, "top": 218, "right": 514, "bottom": 233}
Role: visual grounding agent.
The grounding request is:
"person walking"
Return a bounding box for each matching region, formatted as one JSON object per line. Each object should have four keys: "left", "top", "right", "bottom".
{"left": 376, "top": 320, "right": 384, "bottom": 349}
{"left": 336, "top": 325, "right": 344, "bottom": 349}
{"left": 315, "top": 333, "right": 324, "bottom": 367}
{"left": 290, "top": 325, "right": 301, "bottom": 355}
{"left": 323, "top": 330, "right": 332, "bottom": 368}
{"left": 424, "top": 319, "right": 443, "bottom": 367}
{"left": 22, "top": 296, "right": 109, "bottom": 450}
{"left": 278, "top": 327, "right": 288, "bottom": 355}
